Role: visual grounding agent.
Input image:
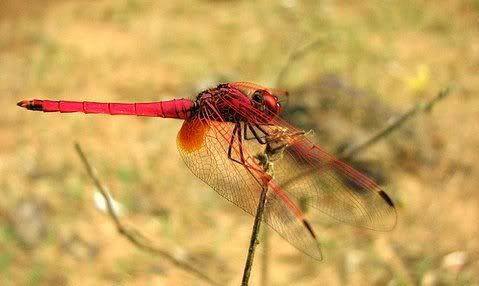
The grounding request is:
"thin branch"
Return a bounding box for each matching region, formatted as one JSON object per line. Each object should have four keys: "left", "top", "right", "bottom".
{"left": 266, "top": 34, "right": 451, "bottom": 285}
{"left": 242, "top": 129, "right": 298, "bottom": 285}
{"left": 241, "top": 150, "right": 275, "bottom": 286}
{"left": 260, "top": 226, "right": 270, "bottom": 286}
{"left": 241, "top": 182, "right": 269, "bottom": 286}
{"left": 279, "top": 86, "right": 453, "bottom": 191}
{"left": 275, "top": 36, "right": 324, "bottom": 87}
{"left": 74, "top": 142, "right": 222, "bottom": 286}
{"left": 251, "top": 36, "right": 324, "bottom": 286}
{"left": 339, "top": 86, "right": 453, "bottom": 160}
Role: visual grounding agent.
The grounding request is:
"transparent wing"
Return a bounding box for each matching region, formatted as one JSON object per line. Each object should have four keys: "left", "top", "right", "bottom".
{"left": 255, "top": 120, "right": 397, "bottom": 231}
{"left": 277, "top": 132, "right": 397, "bottom": 230}
{"left": 177, "top": 117, "right": 322, "bottom": 260}
{"left": 220, "top": 95, "right": 397, "bottom": 231}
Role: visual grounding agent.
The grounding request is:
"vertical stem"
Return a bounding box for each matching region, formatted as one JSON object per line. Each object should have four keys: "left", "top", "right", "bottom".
{"left": 261, "top": 226, "right": 270, "bottom": 286}
{"left": 241, "top": 183, "right": 269, "bottom": 286}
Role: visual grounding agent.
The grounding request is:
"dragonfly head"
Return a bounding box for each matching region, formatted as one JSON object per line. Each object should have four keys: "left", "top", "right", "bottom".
{"left": 251, "top": 89, "right": 281, "bottom": 115}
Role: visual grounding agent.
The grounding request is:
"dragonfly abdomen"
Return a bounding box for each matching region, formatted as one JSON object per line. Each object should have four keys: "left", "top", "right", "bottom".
{"left": 17, "top": 99, "right": 194, "bottom": 119}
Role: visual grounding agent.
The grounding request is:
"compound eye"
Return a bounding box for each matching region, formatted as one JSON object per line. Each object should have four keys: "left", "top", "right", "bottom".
{"left": 252, "top": 90, "right": 263, "bottom": 103}
{"left": 262, "top": 94, "right": 280, "bottom": 114}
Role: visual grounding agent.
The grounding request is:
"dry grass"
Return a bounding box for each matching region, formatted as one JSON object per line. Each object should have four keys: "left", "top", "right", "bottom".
{"left": 1, "top": 0, "right": 478, "bottom": 285}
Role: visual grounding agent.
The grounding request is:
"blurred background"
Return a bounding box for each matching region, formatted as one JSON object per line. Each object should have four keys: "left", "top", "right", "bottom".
{"left": 1, "top": 0, "right": 478, "bottom": 285}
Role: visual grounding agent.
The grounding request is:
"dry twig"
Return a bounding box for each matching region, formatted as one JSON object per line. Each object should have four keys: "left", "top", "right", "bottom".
{"left": 241, "top": 182, "right": 270, "bottom": 286}
{"left": 262, "top": 33, "right": 453, "bottom": 285}
{"left": 260, "top": 223, "right": 270, "bottom": 286}
{"left": 253, "top": 36, "right": 325, "bottom": 286}
{"left": 241, "top": 129, "right": 299, "bottom": 285}
{"left": 339, "top": 86, "right": 453, "bottom": 160}
{"left": 275, "top": 36, "right": 324, "bottom": 87}
{"left": 74, "top": 142, "right": 222, "bottom": 286}
{"left": 241, "top": 146, "right": 278, "bottom": 286}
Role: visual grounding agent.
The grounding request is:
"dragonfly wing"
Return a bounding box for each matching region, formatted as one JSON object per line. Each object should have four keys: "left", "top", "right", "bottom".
{"left": 264, "top": 121, "right": 397, "bottom": 231}
{"left": 177, "top": 118, "right": 322, "bottom": 260}
{"left": 213, "top": 89, "right": 396, "bottom": 230}
{"left": 212, "top": 91, "right": 396, "bottom": 231}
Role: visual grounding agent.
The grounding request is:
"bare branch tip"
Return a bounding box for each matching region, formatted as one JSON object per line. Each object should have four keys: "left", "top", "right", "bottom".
{"left": 73, "top": 142, "right": 220, "bottom": 286}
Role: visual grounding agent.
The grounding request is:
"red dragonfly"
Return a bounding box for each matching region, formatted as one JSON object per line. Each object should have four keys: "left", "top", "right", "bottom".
{"left": 18, "top": 82, "right": 396, "bottom": 260}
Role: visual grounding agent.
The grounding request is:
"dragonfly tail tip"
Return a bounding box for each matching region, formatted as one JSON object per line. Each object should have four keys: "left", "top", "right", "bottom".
{"left": 17, "top": 100, "right": 43, "bottom": 111}
{"left": 17, "top": 100, "right": 29, "bottom": 108}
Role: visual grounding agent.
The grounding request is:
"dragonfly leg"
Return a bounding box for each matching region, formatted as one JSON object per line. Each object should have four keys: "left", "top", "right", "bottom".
{"left": 254, "top": 124, "right": 270, "bottom": 135}
{"left": 243, "top": 123, "right": 259, "bottom": 141}
{"left": 266, "top": 130, "right": 306, "bottom": 154}
{"left": 227, "top": 123, "right": 268, "bottom": 174}
{"left": 228, "top": 123, "right": 248, "bottom": 165}
{"left": 243, "top": 123, "right": 270, "bottom": 144}
{"left": 237, "top": 123, "right": 246, "bottom": 163}
{"left": 245, "top": 124, "right": 267, "bottom": 144}
{"left": 243, "top": 123, "right": 254, "bottom": 140}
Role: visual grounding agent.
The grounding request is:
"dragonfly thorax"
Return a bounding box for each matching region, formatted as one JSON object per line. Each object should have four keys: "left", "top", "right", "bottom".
{"left": 194, "top": 85, "right": 280, "bottom": 124}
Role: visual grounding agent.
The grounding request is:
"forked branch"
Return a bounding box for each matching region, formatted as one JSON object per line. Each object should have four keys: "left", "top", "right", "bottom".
{"left": 74, "top": 143, "right": 222, "bottom": 286}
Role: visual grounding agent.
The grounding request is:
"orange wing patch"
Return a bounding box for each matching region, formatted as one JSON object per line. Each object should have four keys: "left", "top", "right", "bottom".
{"left": 177, "top": 119, "right": 209, "bottom": 153}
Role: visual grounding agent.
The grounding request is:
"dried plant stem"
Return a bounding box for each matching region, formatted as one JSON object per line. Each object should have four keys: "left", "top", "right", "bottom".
{"left": 74, "top": 142, "right": 221, "bottom": 286}
{"left": 241, "top": 182, "right": 269, "bottom": 286}
{"left": 251, "top": 36, "right": 324, "bottom": 286}
{"left": 262, "top": 34, "right": 451, "bottom": 285}
{"left": 275, "top": 36, "right": 324, "bottom": 87}
{"left": 339, "top": 86, "right": 452, "bottom": 160}
{"left": 260, "top": 226, "right": 270, "bottom": 286}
